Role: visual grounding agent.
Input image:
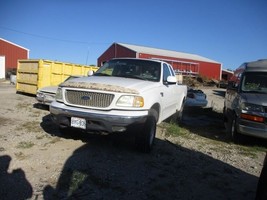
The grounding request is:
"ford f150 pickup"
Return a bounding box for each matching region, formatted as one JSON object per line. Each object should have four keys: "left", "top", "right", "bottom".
{"left": 50, "top": 58, "right": 187, "bottom": 152}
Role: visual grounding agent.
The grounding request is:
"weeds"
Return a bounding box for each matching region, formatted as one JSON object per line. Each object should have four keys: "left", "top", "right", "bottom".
{"left": 14, "top": 152, "right": 28, "bottom": 160}
{"left": 49, "top": 137, "right": 61, "bottom": 144}
{"left": 163, "top": 122, "right": 190, "bottom": 138}
{"left": 69, "top": 171, "right": 88, "bottom": 195}
{"left": 18, "top": 121, "right": 42, "bottom": 133}
{"left": 162, "top": 121, "right": 267, "bottom": 156}
{"left": 16, "top": 102, "right": 32, "bottom": 110}
{"left": 236, "top": 145, "right": 266, "bottom": 159}
{"left": 16, "top": 141, "right": 34, "bottom": 149}
{"left": 29, "top": 110, "right": 42, "bottom": 118}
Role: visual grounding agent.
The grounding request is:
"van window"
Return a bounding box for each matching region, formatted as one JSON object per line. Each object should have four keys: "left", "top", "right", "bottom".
{"left": 241, "top": 72, "right": 267, "bottom": 93}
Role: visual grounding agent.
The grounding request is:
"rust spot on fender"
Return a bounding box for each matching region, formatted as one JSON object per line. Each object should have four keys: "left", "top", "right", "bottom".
{"left": 61, "top": 81, "right": 139, "bottom": 94}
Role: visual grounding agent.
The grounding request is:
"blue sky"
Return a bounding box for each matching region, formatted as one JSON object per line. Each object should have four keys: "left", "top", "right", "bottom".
{"left": 1, "top": 0, "right": 266, "bottom": 69}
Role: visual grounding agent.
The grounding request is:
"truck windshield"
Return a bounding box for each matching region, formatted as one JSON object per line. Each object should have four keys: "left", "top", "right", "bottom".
{"left": 95, "top": 59, "right": 161, "bottom": 82}
{"left": 241, "top": 72, "right": 267, "bottom": 94}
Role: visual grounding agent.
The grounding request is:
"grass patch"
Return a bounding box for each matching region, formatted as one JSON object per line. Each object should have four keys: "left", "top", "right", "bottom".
{"left": 0, "top": 117, "right": 10, "bottom": 126}
{"left": 36, "top": 134, "right": 46, "bottom": 140}
{"left": 14, "top": 152, "right": 28, "bottom": 160}
{"left": 236, "top": 145, "right": 266, "bottom": 158}
{"left": 16, "top": 102, "right": 32, "bottom": 110}
{"left": 18, "top": 121, "right": 42, "bottom": 133}
{"left": 0, "top": 147, "right": 5, "bottom": 152}
{"left": 29, "top": 110, "right": 42, "bottom": 118}
{"left": 163, "top": 122, "right": 190, "bottom": 138}
{"left": 16, "top": 141, "right": 34, "bottom": 149}
{"left": 69, "top": 171, "right": 88, "bottom": 195}
{"left": 49, "top": 137, "right": 61, "bottom": 144}
{"left": 161, "top": 121, "right": 267, "bottom": 157}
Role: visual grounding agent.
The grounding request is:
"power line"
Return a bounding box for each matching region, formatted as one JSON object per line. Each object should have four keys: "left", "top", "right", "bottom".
{"left": 0, "top": 26, "right": 109, "bottom": 45}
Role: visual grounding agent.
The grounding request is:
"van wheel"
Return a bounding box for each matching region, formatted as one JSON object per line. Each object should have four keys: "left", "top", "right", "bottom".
{"left": 230, "top": 116, "right": 240, "bottom": 143}
{"left": 135, "top": 116, "right": 156, "bottom": 153}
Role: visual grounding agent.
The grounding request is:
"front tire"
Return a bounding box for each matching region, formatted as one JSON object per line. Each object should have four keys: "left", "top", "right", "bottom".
{"left": 59, "top": 126, "right": 72, "bottom": 135}
{"left": 171, "top": 99, "right": 185, "bottom": 124}
{"left": 135, "top": 116, "right": 157, "bottom": 153}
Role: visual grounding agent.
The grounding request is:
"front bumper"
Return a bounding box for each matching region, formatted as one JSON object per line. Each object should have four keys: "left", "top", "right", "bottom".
{"left": 50, "top": 101, "right": 148, "bottom": 133}
{"left": 237, "top": 118, "right": 267, "bottom": 139}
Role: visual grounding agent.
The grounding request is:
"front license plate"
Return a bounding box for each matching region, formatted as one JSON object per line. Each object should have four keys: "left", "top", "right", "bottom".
{"left": 71, "top": 117, "right": 86, "bottom": 129}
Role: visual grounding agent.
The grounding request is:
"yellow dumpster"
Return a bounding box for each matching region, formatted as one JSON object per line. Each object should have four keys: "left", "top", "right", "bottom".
{"left": 16, "top": 59, "right": 99, "bottom": 95}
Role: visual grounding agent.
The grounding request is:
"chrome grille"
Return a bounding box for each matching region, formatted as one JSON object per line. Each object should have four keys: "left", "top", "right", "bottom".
{"left": 65, "top": 90, "right": 114, "bottom": 108}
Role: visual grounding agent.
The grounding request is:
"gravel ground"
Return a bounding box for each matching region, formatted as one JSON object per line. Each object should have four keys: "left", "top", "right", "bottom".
{"left": 0, "top": 81, "right": 266, "bottom": 200}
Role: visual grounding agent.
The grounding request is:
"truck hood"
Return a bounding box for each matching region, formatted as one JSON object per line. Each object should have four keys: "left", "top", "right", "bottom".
{"left": 61, "top": 76, "right": 160, "bottom": 94}
{"left": 241, "top": 93, "right": 267, "bottom": 106}
{"left": 37, "top": 86, "right": 58, "bottom": 94}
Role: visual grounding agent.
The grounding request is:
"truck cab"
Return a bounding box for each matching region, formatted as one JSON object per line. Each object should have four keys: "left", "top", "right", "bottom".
{"left": 223, "top": 59, "right": 267, "bottom": 142}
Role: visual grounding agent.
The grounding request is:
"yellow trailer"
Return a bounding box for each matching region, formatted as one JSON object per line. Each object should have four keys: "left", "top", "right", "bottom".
{"left": 16, "top": 59, "right": 99, "bottom": 95}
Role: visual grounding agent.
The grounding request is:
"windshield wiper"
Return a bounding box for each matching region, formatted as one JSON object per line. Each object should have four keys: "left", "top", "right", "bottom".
{"left": 123, "top": 75, "right": 147, "bottom": 80}
{"left": 94, "top": 73, "right": 111, "bottom": 76}
{"left": 243, "top": 90, "right": 267, "bottom": 94}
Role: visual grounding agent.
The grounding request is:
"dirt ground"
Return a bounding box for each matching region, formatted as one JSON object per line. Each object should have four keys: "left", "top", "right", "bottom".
{"left": 0, "top": 81, "right": 266, "bottom": 200}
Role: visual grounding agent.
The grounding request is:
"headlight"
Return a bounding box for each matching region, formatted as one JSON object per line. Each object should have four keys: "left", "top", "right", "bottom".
{"left": 55, "top": 88, "right": 63, "bottom": 102}
{"left": 116, "top": 95, "right": 144, "bottom": 107}
{"left": 36, "top": 92, "right": 44, "bottom": 98}
{"left": 241, "top": 103, "right": 264, "bottom": 112}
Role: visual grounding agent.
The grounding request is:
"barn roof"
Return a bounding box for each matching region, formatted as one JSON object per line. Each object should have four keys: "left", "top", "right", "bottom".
{"left": 117, "top": 42, "right": 220, "bottom": 64}
{"left": 0, "top": 38, "right": 29, "bottom": 51}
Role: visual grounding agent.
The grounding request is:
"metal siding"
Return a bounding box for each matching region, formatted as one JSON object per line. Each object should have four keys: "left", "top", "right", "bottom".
{"left": 198, "top": 61, "right": 221, "bottom": 80}
{"left": 97, "top": 45, "right": 116, "bottom": 66}
{"left": 221, "top": 70, "right": 234, "bottom": 81}
{"left": 139, "top": 53, "right": 221, "bottom": 80}
{"left": 0, "top": 39, "right": 28, "bottom": 71}
{"left": 97, "top": 43, "right": 137, "bottom": 66}
{"left": 16, "top": 59, "right": 99, "bottom": 94}
{"left": 98, "top": 43, "right": 221, "bottom": 80}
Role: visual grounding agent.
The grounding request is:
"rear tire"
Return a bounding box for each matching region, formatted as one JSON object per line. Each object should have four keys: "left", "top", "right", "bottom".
{"left": 135, "top": 116, "right": 156, "bottom": 153}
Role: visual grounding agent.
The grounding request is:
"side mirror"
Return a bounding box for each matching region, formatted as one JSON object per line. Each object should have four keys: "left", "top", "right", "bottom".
{"left": 167, "top": 76, "right": 177, "bottom": 84}
{"left": 227, "top": 81, "right": 238, "bottom": 90}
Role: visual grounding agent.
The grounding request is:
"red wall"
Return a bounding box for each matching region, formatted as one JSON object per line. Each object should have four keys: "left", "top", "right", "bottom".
{"left": 138, "top": 53, "right": 221, "bottom": 80}
{"left": 98, "top": 43, "right": 221, "bottom": 80}
{"left": 0, "top": 39, "right": 28, "bottom": 70}
{"left": 97, "top": 43, "right": 136, "bottom": 66}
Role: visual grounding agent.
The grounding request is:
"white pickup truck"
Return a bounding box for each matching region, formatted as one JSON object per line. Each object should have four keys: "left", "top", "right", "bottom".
{"left": 50, "top": 58, "right": 187, "bottom": 152}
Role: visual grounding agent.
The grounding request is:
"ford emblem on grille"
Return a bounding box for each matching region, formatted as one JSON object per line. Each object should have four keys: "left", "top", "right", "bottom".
{"left": 81, "top": 95, "right": 91, "bottom": 100}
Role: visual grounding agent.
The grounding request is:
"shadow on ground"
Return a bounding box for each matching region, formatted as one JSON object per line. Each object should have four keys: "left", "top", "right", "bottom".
{"left": 0, "top": 155, "right": 33, "bottom": 199}
{"left": 182, "top": 107, "right": 226, "bottom": 141}
{"left": 212, "top": 89, "right": 226, "bottom": 97}
{"left": 40, "top": 114, "right": 258, "bottom": 200}
{"left": 182, "top": 106, "right": 267, "bottom": 148}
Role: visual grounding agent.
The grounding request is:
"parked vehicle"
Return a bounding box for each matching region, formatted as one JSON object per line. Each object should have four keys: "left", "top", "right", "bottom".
{"left": 223, "top": 59, "right": 267, "bottom": 142}
{"left": 216, "top": 80, "right": 228, "bottom": 88}
{"left": 50, "top": 58, "right": 187, "bottom": 152}
{"left": 185, "top": 87, "right": 208, "bottom": 107}
{"left": 36, "top": 76, "right": 83, "bottom": 105}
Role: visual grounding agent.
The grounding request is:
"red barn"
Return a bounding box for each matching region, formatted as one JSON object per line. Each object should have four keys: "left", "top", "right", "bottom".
{"left": 221, "top": 69, "right": 234, "bottom": 81}
{"left": 98, "top": 43, "right": 222, "bottom": 80}
{"left": 0, "top": 38, "right": 29, "bottom": 78}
